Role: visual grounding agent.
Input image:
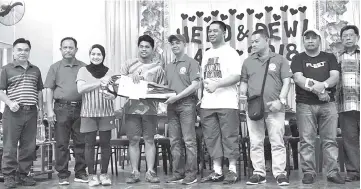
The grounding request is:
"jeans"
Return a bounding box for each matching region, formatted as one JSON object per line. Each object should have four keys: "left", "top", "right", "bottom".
{"left": 167, "top": 97, "right": 197, "bottom": 177}
{"left": 2, "top": 106, "right": 37, "bottom": 176}
{"left": 297, "top": 102, "right": 340, "bottom": 177}
{"left": 247, "top": 112, "right": 287, "bottom": 178}
{"left": 84, "top": 130, "right": 112, "bottom": 174}
{"left": 339, "top": 111, "right": 360, "bottom": 176}
{"left": 54, "top": 103, "right": 86, "bottom": 179}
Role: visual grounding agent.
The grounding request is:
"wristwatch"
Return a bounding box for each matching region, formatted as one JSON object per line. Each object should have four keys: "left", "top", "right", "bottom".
{"left": 323, "top": 82, "right": 329, "bottom": 89}
{"left": 280, "top": 98, "right": 287, "bottom": 105}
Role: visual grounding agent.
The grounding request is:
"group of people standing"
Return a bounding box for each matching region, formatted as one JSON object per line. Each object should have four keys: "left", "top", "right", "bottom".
{"left": 0, "top": 20, "right": 358, "bottom": 189}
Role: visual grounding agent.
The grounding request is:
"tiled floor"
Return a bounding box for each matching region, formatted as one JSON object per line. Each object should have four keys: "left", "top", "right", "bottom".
{"left": 11, "top": 166, "right": 360, "bottom": 189}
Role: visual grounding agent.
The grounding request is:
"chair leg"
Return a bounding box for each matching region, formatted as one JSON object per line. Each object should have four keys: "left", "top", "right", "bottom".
{"left": 154, "top": 141, "right": 158, "bottom": 172}
{"left": 338, "top": 139, "right": 345, "bottom": 172}
{"left": 115, "top": 148, "right": 118, "bottom": 176}
{"left": 291, "top": 142, "right": 299, "bottom": 170}
{"left": 286, "top": 141, "right": 291, "bottom": 177}
{"left": 242, "top": 141, "right": 247, "bottom": 176}
{"left": 110, "top": 148, "right": 114, "bottom": 175}
{"left": 95, "top": 146, "right": 99, "bottom": 173}
{"left": 161, "top": 146, "right": 168, "bottom": 175}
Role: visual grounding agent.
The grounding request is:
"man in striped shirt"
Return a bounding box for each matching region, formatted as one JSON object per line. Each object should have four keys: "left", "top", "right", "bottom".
{"left": 0, "top": 38, "right": 44, "bottom": 188}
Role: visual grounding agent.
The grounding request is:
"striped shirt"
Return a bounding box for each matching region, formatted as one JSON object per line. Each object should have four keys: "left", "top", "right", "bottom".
{"left": 0, "top": 61, "right": 43, "bottom": 105}
{"left": 76, "top": 67, "right": 114, "bottom": 117}
{"left": 336, "top": 49, "right": 360, "bottom": 112}
{"left": 120, "top": 58, "right": 164, "bottom": 115}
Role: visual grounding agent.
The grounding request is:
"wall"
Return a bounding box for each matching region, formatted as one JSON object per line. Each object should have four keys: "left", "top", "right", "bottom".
{"left": 52, "top": 0, "right": 106, "bottom": 65}
{"left": 0, "top": 0, "right": 106, "bottom": 80}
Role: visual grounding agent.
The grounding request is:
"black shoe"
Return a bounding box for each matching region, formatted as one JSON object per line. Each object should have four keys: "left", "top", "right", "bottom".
{"left": 302, "top": 173, "right": 315, "bottom": 184}
{"left": 18, "top": 175, "right": 36, "bottom": 186}
{"left": 166, "top": 175, "right": 185, "bottom": 183}
{"left": 276, "top": 174, "right": 289, "bottom": 186}
{"left": 246, "top": 174, "right": 266, "bottom": 185}
{"left": 327, "top": 173, "right": 345, "bottom": 184}
{"left": 223, "top": 170, "right": 238, "bottom": 184}
{"left": 345, "top": 174, "right": 360, "bottom": 182}
{"left": 200, "top": 172, "right": 224, "bottom": 183}
{"left": 74, "top": 174, "right": 89, "bottom": 183}
{"left": 4, "top": 175, "right": 16, "bottom": 189}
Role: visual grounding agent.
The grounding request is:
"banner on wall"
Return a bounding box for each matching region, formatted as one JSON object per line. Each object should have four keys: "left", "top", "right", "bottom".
{"left": 175, "top": 5, "right": 310, "bottom": 62}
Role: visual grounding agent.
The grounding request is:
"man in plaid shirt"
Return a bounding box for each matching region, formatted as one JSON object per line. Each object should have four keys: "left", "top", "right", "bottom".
{"left": 337, "top": 25, "right": 360, "bottom": 182}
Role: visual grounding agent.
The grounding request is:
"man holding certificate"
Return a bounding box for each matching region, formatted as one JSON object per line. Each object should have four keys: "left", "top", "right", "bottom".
{"left": 120, "top": 35, "right": 164, "bottom": 184}
{"left": 291, "top": 29, "right": 344, "bottom": 184}
{"left": 164, "top": 34, "right": 200, "bottom": 185}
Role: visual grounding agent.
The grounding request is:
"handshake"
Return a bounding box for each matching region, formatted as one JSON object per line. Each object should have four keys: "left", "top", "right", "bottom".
{"left": 305, "top": 78, "right": 330, "bottom": 102}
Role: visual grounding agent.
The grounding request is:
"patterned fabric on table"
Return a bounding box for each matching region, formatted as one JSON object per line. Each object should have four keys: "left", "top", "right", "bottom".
{"left": 336, "top": 49, "right": 360, "bottom": 112}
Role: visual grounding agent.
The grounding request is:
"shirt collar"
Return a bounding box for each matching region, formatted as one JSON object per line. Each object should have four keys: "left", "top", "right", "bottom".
{"left": 251, "top": 51, "right": 277, "bottom": 61}
{"left": 342, "top": 46, "right": 360, "bottom": 56}
{"left": 62, "top": 58, "right": 80, "bottom": 67}
{"left": 12, "top": 61, "right": 34, "bottom": 68}
{"left": 172, "top": 54, "right": 189, "bottom": 64}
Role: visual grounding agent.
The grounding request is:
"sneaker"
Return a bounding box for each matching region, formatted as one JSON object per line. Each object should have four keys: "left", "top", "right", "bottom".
{"left": 246, "top": 174, "right": 266, "bottom": 185}
{"left": 99, "top": 174, "right": 112, "bottom": 186}
{"left": 345, "top": 174, "right": 360, "bottom": 182}
{"left": 74, "top": 174, "right": 89, "bottom": 183}
{"left": 182, "top": 175, "right": 197, "bottom": 185}
{"left": 88, "top": 174, "right": 100, "bottom": 187}
{"left": 4, "top": 175, "right": 16, "bottom": 189}
{"left": 200, "top": 172, "right": 224, "bottom": 183}
{"left": 58, "top": 177, "right": 70, "bottom": 185}
{"left": 145, "top": 170, "right": 160, "bottom": 183}
{"left": 276, "top": 174, "right": 289, "bottom": 186}
{"left": 223, "top": 170, "right": 238, "bottom": 184}
{"left": 302, "top": 173, "right": 315, "bottom": 184}
{"left": 166, "top": 175, "right": 185, "bottom": 183}
{"left": 327, "top": 172, "right": 345, "bottom": 184}
{"left": 126, "top": 171, "right": 140, "bottom": 184}
{"left": 18, "top": 174, "right": 36, "bottom": 186}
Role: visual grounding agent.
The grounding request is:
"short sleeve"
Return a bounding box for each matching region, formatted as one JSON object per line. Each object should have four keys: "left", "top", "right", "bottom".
{"left": 240, "top": 60, "right": 248, "bottom": 83}
{"left": 200, "top": 51, "right": 208, "bottom": 79}
{"left": 280, "top": 57, "right": 293, "bottom": 79}
{"left": 290, "top": 54, "right": 303, "bottom": 74}
{"left": 0, "top": 68, "right": 8, "bottom": 90}
{"left": 189, "top": 59, "right": 201, "bottom": 82}
{"left": 37, "top": 70, "right": 44, "bottom": 91}
{"left": 328, "top": 53, "right": 340, "bottom": 72}
{"left": 120, "top": 60, "right": 131, "bottom": 75}
{"left": 229, "top": 49, "right": 242, "bottom": 75}
{"left": 164, "top": 66, "right": 169, "bottom": 86}
{"left": 76, "top": 67, "right": 87, "bottom": 82}
{"left": 44, "top": 64, "right": 56, "bottom": 89}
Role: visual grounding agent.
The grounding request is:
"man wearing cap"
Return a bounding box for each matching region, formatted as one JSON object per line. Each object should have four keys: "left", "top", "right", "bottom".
{"left": 291, "top": 29, "right": 344, "bottom": 184}
{"left": 164, "top": 34, "right": 200, "bottom": 185}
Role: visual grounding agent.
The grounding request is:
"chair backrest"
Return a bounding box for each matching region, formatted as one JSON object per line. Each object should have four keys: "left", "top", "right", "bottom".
{"left": 157, "top": 116, "right": 168, "bottom": 137}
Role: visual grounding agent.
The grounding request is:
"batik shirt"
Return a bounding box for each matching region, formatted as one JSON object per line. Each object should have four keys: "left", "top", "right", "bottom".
{"left": 336, "top": 49, "right": 360, "bottom": 112}
{"left": 120, "top": 58, "right": 164, "bottom": 115}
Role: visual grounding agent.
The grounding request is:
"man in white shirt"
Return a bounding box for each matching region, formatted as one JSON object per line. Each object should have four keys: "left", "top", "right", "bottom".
{"left": 199, "top": 21, "right": 241, "bottom": 184}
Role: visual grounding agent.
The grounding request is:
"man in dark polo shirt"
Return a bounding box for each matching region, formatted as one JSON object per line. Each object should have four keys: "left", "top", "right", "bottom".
{"left": 291, "top": 29, "right": 344, "bottom": 184}
{"left": 44, "top": 37, "right": 88, "bottom": 185}
{"left": 164, "top": 34, "right": 200, "bottom": 185}
{"left": 0, "top": 38, "right": 43, "bottom": 188}
{"left": 240, "top": 30, "right": 292, "bottom": 186}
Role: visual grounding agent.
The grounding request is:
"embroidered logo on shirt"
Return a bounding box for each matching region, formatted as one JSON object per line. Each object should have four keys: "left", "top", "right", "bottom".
{"left": 269, "top": 63, "right": 277, "bottom": 71}
{"left": 180, "top": 67, "right": 187, "bottom": 74}
{"left": 306, "top": 61, "right": 325, "bottom": 68}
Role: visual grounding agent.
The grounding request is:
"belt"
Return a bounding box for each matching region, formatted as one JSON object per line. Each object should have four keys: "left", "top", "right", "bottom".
{"left": 175, "top": 95, "right": 196, "bottom": 104}
{"left": 54, "top": 99, "right": 81, "bottom": 106}
{"left": 18, "top": 105, "right": 37, "bottom": 110}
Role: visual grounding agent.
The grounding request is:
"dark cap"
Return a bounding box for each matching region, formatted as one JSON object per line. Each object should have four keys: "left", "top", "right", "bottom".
{"left": 168, "top": 34, "right": 186, "bottom": 43}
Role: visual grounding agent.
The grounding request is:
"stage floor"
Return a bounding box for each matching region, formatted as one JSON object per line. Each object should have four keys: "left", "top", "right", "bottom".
{"left": 17, "top": 165, "right": 360, "bottom": 189}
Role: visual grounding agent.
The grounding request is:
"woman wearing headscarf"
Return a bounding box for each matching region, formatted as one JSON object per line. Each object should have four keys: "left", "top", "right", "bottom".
{"left": 76, "top": 44, "right": 116, "bottom": 186}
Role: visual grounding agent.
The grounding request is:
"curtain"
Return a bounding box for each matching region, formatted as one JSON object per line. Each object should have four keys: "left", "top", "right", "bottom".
{"left": 105, "top": 0, "right": 139, "bottom": 73}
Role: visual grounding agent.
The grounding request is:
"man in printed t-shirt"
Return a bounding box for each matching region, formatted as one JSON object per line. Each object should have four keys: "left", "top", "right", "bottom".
{"left": 199, "top": 21, "right": 241, "bottom": 184}
{"left": 291, "top": 28, "right": 345, "bottom": 185}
